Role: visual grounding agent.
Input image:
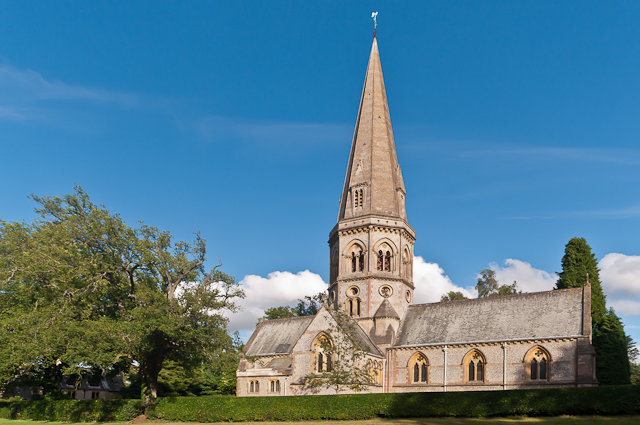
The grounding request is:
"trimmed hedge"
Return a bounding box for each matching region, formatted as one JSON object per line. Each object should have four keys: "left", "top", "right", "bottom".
{"left": 0, "top": 398, "right": 144, "bottom": 422}
{"left": 1, "top": 386, "right": 638, "bottom": 422}
{"left": 154, "top": 385, "right": 640, "bottom": 422}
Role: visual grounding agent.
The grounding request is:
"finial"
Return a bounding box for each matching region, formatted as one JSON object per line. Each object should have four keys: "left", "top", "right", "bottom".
{"left": 586, "top": 273, "right": 590, "bottom": 286}
{"left": 371, "top": 11, "right": 378, "bottom": 37}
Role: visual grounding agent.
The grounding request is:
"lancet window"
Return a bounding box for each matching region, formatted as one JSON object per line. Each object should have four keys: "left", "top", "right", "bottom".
{"left": 377, "top": 249, "right": 391, "bottom": 272}
{"left": 525, "top": 346, "right": 551, "bottom": 381}
{"left": 269, "top": 380, "right": 280, "bottom": 393}
{"left": 354, "top": 188, "right": 363, "bottom": 210}
{"left": 314, "top": 334, "right": 333, "bottom": 373}
{"left": 464, "top": 350, "right": 486, "bottom": 382}
{"left": 350, "top": 245, "right": 365, "bottom": 273}
{"left": 409, "top": 353, "right": 428, "bottom": 384}
{"left": 347, "top": 298, "right": 361, "bottom": 316}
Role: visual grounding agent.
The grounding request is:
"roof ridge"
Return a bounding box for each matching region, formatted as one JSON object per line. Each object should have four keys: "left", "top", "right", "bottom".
{"left": 409, "top": 287, "right": 583, "bottom": 308}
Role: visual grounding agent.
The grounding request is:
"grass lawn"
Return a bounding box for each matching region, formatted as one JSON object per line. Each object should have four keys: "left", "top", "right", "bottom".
{"left": 2, "top": 417, "right": 640, "bottom": 425}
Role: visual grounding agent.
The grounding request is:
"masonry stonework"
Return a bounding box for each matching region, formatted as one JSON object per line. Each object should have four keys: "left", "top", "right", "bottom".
{"left": 236, "top": 36, "right": 597, "bottom": 396}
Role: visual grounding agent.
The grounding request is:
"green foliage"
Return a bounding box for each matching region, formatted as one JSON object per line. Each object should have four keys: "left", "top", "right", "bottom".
{"left": 303, "top": 310, "right": 376, "bottom": 393}
{"left": 151, "top": 385, "right": 640, "bottom": 422}
{"left": 475, "top": 269, "right": 520, "bottom": 298}
{"left": 0, "top": 187, "right": 244, "bottom": 405}
{"left": 1, "top": 385, "right": 639, "bottom": 422}
{"left": 0, "top": 399, "right": 143, "bottom": 422}
{"left": 440, "top": 291, "right": 468, "bottom": 301}
{"left": 260, "top": 292, "right": 324, "bottom": 324}
{"left": 556, "top": 237, "right": 607, "bottom": 328}
{"left": 593, "top": 309, "right": 631, "bottom": 385}
{"left": 262, "top": 306, "right": 297, "bottom": 321}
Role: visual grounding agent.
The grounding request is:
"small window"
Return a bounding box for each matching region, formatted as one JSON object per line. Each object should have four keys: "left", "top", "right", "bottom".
{"left": 464, "top": 350, "right": 485, "bottom": 383}
{"left": 526, "top": 347, "right": 551, "bottom": 381}
{"left": 318, "top": 352, "right": 324, "bottom": 372}
{"left": 377, "top": 250, "right": 383, "bottom": 271}
{"left": 384, "top": 251, "right": 391, "bottom": 271}
{"left": 409, "top": 353, "right": 428, "bottom": 384}
{"left": 269, "top": 380, "right": 281, "bottom": 393}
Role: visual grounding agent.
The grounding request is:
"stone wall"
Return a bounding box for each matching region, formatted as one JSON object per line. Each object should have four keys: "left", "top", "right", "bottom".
{"left": 387, "top": 337, "right": 592, "bottom": 392}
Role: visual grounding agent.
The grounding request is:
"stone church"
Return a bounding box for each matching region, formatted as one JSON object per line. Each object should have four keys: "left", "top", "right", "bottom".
{"left": 236, "top": 37, "right": 597, "bottom": 396}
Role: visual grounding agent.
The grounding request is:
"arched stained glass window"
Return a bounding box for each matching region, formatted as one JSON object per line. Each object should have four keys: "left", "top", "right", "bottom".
{"left": 318, "top": 353, "right": 324, "bottom": 373}
{"left": 413, "top": 364, "right": 419, "bottom": 382}
{"left": 468, "top": 362, "right": 475, "bottom": 381}
{"left": 526, "top": 346, "right": 550, "bottom": 381}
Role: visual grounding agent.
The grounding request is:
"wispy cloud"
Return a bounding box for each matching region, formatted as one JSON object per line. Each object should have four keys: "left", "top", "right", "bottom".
{"left": 0, "top": 62, "right": 137, "bottom": 107}
{"left": 194, "top": 115, "right": 350, "bottom": 145}
{"left": 458, "top": 146, "right": 640, "bottom": 166}
{"left": 506, "top": 203, "right": 640, "bottom": 220}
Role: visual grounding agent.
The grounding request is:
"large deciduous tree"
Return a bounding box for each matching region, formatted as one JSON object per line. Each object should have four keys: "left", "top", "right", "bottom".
{"left": 0, "top": 187, "right": 243, "bottom": 406}
{"left": 555, "top": 237, "right": 607, "bottom": 328}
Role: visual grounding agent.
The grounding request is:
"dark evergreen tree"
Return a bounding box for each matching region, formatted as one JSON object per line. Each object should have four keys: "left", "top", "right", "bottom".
{"left": 593, "top": 309, "right": 631, "bottom": 385}
{"left": 556, "top": 237, "right": 607, "bottom": 328}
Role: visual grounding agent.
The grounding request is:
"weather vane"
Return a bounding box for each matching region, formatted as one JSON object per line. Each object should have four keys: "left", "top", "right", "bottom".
{"left": 372, "top": 11, "right": 378, "bottom": 37}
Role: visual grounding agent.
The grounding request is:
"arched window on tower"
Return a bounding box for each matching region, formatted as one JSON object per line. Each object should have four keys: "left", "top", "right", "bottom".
{"left": 384, "top": 251, "right": 391, "bottom": 271}
{"left": 349, "top": 245, "right": 364, "bottom": 273}
{"left": 377, "top": 250, "right": 383, "bottom": 271}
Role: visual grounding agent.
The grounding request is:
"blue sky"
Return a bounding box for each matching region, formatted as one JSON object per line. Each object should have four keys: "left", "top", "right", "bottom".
{"left": 1, "top": 1, "right": 639, "bottom": 346}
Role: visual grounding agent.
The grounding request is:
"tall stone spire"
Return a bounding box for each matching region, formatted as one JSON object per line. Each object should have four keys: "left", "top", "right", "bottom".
{"left": 328, "top": 37, "right": 415, "bottom": 338}
{"left": 338, "top": 37, "right": 407, "bottom": 223}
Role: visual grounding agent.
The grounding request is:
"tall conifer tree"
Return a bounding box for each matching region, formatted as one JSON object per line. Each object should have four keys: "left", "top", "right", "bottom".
{"left": 593, "top": 309, "right": 631, "bottom": 385}
{"left": 556, "top": 237, "right": 607, "bottom": 328}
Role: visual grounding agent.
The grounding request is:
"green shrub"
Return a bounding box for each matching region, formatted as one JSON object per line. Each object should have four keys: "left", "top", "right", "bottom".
{"left": 1, "top": 385, "right": 638, "bottom": 422}
{"left": 0, "top": 398, "right": 143, "bottom": 422}
{"left": 154, "top": 385, "right": 640, "bottom": 422}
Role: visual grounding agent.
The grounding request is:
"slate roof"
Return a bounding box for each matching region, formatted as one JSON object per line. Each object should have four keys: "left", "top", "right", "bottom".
{"left": 327, "top": 309, "right": 384, "bottom": 357}
{"left": 374, "top": 298, "right": 400, "bottom": 319}
{"left": 394, "top": 288, "right": 585, "bottom": 347}
{"left": 244, "top": 316, "right": 314, "bottom": 356}
{"left": 267, "top": 357, "right": 292, "bottom": 369}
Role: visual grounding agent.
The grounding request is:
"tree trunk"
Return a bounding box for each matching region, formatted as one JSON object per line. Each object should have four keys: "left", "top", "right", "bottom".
{"left": 141, "top": 355, "right": 164, "bottom": 413}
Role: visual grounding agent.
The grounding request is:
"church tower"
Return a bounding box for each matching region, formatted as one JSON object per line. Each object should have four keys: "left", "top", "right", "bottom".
{"left": 328, "top": 36, "right": 415, "bottom": 347}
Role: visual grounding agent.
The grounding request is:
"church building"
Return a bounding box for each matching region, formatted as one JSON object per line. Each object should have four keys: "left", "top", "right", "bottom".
{"left": 236, "top": 36, "right": 597, "bottom": 396}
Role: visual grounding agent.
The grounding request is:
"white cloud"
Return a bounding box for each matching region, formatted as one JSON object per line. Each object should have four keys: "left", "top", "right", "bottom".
{"left": 227, "top": 270, "right": 327, "bottom": 335}
{"left": 490, "top": 259, "right": 558, "bottom": 293}
{"left": 412, "top": 256, "right": 475, "bottom": 303}
{"left": 600, "top": 253, "right": 640, "bottom": 298}
{"left": 599, "top": 253, "right": 640, "bottom": 317}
